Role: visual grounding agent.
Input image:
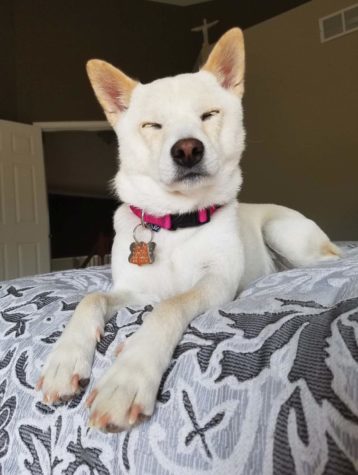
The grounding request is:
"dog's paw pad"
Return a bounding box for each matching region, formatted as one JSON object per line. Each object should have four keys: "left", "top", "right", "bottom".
{"left": 88, "top": 402, "right": 146, "bottom": 433}
{"left": 104, "top": 423, "right": 122, "bottom": 433}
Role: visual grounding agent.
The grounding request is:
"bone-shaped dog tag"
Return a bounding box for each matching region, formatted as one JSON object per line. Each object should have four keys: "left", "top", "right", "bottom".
{"left": 128, "top": 223, "right": 156, "bottom": 266}
{"left": 129, "top": 241, "right": 156, "bottom": 266}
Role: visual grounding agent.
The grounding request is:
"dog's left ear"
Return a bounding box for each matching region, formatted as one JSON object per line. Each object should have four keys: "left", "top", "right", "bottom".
{"left": 86, "top": 60, "right": 138, "bottom": 127}
{"left": 201, "top": 28, "right": 245, "bottom": 97}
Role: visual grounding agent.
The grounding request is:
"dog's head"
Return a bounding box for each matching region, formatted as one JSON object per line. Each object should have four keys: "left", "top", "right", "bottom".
{"left": 87, "top": 28, "right": 246, "bottom": 214}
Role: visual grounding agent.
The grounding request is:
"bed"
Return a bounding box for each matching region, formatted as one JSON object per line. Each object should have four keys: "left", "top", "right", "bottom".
{"left": 1, "top": 243, "right": 358, "bottom": 475}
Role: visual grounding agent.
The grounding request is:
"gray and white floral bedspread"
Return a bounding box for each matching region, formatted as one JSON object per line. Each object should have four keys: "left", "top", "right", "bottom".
{"left": 1, "top": 243, "right": 358, "bottom": 475}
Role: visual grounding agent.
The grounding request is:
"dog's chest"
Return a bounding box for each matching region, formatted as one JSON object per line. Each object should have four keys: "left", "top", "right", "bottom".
{"left": 110, "top": 204, "right": 241, "bottom": 301}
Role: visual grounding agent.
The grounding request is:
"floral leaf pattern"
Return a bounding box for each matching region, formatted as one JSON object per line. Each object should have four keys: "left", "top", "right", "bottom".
{"left": 15, "top": 351, "right": 34, "bottom": 390}
{"left": 0, "top": 380, "right": 16, "bottom": 459}
{"left": 0, "top": 247, "right": 357, "bottom": 474}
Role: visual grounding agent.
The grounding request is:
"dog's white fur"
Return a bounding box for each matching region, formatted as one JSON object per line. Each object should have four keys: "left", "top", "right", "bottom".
{"left": 38, "top": 28, "right": 340, "bottom": 431}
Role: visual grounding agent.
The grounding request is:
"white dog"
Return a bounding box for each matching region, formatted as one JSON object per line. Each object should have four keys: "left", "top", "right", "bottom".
{"left": 37, "top": 28, "right": 340, "bottom": 432}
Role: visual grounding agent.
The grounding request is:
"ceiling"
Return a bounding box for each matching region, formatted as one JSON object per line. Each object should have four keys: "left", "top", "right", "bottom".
{"left": 142, "top": 0, "right": 312, "bottom": 29}
{"left": 147, "top": 0, "right": 215, "bottom": 5}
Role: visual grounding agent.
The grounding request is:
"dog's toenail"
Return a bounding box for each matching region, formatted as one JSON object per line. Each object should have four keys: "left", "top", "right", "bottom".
{"left": 95, "top": 328, "right": 103, "bottom": 343}
{"left": 86, "top": 389, "right": 98, "bottom": 407}
{"left": 115, "top": 342, "right": 124, "bottom": 356}
{"left": 71, "top": 374, "right": 80, "bottom": 391}
{"left": 35, "top": 376, "right": 44, "bottom": 390}
{"left": 128, "top": 404, "right": 142, "bottom": 425}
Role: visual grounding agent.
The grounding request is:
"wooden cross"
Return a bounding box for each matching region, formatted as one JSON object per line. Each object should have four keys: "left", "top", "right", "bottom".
{"left": 191, "top": 18, "right": 219, "bottom": 46}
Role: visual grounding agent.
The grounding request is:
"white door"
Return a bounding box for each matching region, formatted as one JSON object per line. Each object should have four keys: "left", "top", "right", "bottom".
{"left": 0, "top": 120, "right": 50, "bottom": 280}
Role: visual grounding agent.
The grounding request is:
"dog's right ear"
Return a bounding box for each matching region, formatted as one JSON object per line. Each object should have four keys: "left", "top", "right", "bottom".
{"left": 201, "top": 28, "right": 245, "bottom": 97}
{"left": 86, "top": 60, "right": 138, "bottom": 127}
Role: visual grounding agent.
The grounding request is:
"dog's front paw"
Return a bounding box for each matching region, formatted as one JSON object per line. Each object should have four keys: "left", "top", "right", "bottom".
{"left": 87, "top": 342, "right": 161, "bottom": 432}
{"left": 37, "top": 335, "right": 96, "bottom": 404}
{"left": 36, "top": 292, "right": 109, "bottom": 404}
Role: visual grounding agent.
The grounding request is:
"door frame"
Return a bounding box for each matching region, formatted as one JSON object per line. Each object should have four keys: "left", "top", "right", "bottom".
{"left": 35, "top": 120, "right": 114, "bottom": 272}
{"left": 34, "top": 121, "right": 111, "bottom": 132}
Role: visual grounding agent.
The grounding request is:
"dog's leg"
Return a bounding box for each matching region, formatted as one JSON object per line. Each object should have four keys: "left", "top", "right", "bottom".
{"left": 263, "top": 212, "right": 341, "bottom": 268}
{"left": 87, "top": 274, "right": 235, "bottom": 432}
{"left": 37, "top": 291, "right": 132, "bottom": 404}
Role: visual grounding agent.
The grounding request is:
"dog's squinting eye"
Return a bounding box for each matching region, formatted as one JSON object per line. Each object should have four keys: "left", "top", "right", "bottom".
{"left": 201, "top": 110, "right": 220, "bottom": 122}
{"left": 142, "top": 122, "right": 162, "bottom": 130}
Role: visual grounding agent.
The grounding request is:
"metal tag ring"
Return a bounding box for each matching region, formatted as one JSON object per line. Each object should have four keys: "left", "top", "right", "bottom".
{"left": 132, "top": 223, "right": 154, "bottom": 244}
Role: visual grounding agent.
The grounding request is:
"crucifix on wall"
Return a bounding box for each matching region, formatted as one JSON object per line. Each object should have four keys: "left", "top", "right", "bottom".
{"left": 192, "top": 18, "right": 219, "bottom": 70}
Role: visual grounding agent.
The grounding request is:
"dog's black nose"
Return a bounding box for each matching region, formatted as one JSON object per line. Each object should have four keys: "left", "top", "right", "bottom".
{"left": 171, "top": 138, "right": 204, "bottom": 168}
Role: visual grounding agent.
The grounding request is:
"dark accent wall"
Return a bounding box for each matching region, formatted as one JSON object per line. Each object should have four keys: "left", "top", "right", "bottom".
{"left": 48, "top": 194, "right": 117, "bottom": 258}
{"left": 2, "top": 0, "right": 310, "bottom": 122}
{"left": 43, "top": 131, "right": 118, "bottom": 197}
{"left": 0, "top": 1, "right": 17, "bottom": 121}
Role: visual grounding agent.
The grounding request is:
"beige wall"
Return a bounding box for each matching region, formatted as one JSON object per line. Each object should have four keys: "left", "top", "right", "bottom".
{"left": 241, "top": 0, "right": 358, "bottom": 239}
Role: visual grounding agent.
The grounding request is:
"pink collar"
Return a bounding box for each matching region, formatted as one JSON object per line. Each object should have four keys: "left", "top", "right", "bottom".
{"left": 129, "top": 205, "right": 220, "bottom": 231}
